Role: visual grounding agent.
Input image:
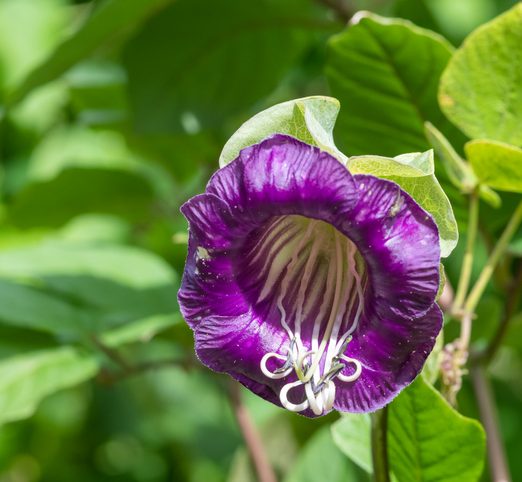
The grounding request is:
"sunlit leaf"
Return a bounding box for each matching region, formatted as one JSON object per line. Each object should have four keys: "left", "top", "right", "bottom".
{"left": 0, "top": 242, "right": 180, "bottom": 344}
{"left": 0, "top": 347, "right": 98, "bottom": 426}
{"left": 220, "top": 96, "right": 345, "bottom": 167}
{"left": 0, "top": 279, "right": 88, "bottom": 338}
{"left": 0, "top": 0, "right": 68, "bottom": 91}
{"left": 8, "top": 0, "right": 173, "bottom": 105}
{"left": 439, "top": 4, "right": 522, "bottom": 145}
{"left": 8, "top": 167, "right": 155, "bottom": 228}
{"left": 465, "top": 140, "right": 522, "bottom": 193}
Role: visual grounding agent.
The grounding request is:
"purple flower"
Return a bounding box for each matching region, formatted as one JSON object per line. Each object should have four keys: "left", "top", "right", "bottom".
{"left": 179, "top": 134, "right": 442, "bottom": 417}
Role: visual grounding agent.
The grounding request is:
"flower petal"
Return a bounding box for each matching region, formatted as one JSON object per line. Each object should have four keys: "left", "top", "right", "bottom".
{"left": 206, "top": 134, "right": 359, "bottom": 224}
{"left": 178, "top": 194, "right": 249, "bottom": 327}
{"left": 345, "top": 174, "right": 440, "bottom": 320}
{"left": 194, "top": 310, "right": 291, "bottom": 407}
{"left": 333, "top": 304, "right": 443, "bottom": 413}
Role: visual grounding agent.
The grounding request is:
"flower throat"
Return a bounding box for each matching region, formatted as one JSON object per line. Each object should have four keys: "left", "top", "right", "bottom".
{"left": 254, "top": 216, "right": 367, "bottom": 416}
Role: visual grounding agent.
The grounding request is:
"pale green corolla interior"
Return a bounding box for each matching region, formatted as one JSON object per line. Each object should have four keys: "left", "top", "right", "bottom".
{"left": 253, "top": 215, "right": 368, "bottom": 415}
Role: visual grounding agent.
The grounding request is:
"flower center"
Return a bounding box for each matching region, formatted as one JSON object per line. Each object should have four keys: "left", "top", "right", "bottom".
{"left": 242, "top": 215, "right": 367, "bottom": 416}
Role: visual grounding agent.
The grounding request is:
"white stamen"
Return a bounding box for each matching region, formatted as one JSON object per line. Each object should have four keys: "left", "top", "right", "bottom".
{"left": 257, "top": 217, "right": 366, "bottom": 415}
{"left": 260, "top": 352, "right": 293, "bottom": 379}
{"left": 337, "top": 356, "right": 362, "bottom": 382}
{"left": 294, "top": 221, "right": 320, "bottom": 348}
{"left": 305, "top": 381, "right": 323, "bottom": 416}
{"left": 280, "top": 380, "right": 309, "bottom": 412}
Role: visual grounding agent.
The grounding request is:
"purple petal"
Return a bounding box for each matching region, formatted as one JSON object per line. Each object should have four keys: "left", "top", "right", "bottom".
{"left": 206, "top": 134, "right": 359, "bottom": 225}
{"left": 347, "top": 174, "right": 440, "bottom": 320}
{"left": 333, "top": 304, "right": 443, "bottom": 413}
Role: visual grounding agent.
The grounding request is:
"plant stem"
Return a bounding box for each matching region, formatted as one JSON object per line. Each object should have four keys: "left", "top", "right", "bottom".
{"left": 371, "top": 407, "right": 391, "bottom": 482}
{"left": 471, "top": 366, "right": 512, "bottom": 482}
{"left": 453, "top": 191, "right": 480, "bottom": 313}
{"left": 229, "top": 382, "right": 277, "bottom": 482}
{"left": 465, "top": 200, "right": 522, "bottom": 314}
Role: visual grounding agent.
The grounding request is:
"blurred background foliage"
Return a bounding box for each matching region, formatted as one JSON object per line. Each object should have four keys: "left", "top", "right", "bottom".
{"left": 0, "top": 0, "right": 520, "bottom": 481}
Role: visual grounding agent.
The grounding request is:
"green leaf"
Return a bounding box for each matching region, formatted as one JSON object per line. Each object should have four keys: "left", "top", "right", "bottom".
{"left": 465, "top": 140, "right": 522, "bottom": 193}
{"left": 348, "top": 150, "right": 458, "bottom": 257}
{"left": 123, "top": 0, "right": 321, "bottom": 133}
{"left": 326, "top": 12, "right": 460, "bottom": 156}
{"left": 8, "top": 0, "right": 173, "bottom": 105}
{"left": 0, "top": 242, "right": 180, "bottom": 344}
{"left": 0, "top": 0, "right": 68, "bottom": 91}
{"left": 0, "top": 347, "right": 98, "bottom": 426}
{"left": 388, "top": 377, "right": 486, "bottom": 482}
{"left": 219, "top": 96, "right": 346, "bottom": 167}
{"left": 439, "top": 4, "right": 522, "bottom": 145}
{"left": 333, "top": 378, "right": 486, "bottom": 482}
{"left": 285, "top": 427, "right": 356, "bottom": 482}
{"left": 66, "top": 60, "right": 128, "bottom": 128}
{"left": 8, "top": 167, "right": 155, "bottom": 228}
{"left": 26, "top": 126, "right": 142, "bottom": 182}
{"left": 331, "top": 413, "right": 372, "bottom": 474}
{"left": 0, "top": 279, "right": 88, "bottom": 338}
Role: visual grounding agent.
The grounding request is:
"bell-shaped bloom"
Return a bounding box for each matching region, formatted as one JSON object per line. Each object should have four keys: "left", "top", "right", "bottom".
{"left": 178, "top": 134, "right": 442, "bottom": 417}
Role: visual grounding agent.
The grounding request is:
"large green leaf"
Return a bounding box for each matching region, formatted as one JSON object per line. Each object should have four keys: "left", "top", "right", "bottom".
{"left": 332, "top": 378, "right": 485, "bottom": 482}
{"left": 8, "top": 0, "right": 173, "bottom": 105}
{"left": 0, "top": 347, "right": 98, "bottom": 426}
{"left": 348, "top": 151, "right": 458, "bottom": 257}
{"left": 439, "top": 4, "right": 522, "bottom": 146}
{"left": 0, "top": 279, "right": 88, "bottom": 338}
{"left": 331, "top": 413, "right": 372, "bottom": 474}
{"left": 26, "top": 126, "right": 141, "bottom": 182}
{"left": 0, "top": 242, "right": 180, "bottom": 344}
{"left": 8, "top": 167, "right": 155, "bottom": 228}
{"left": 284, "top": 427, "right": 356, "bottom": 482}
{"left": 219, "top": 96, "right": 346, "bottom": 167}
{"left": 465, "top": 140, "right": 522, "bottom": 193}
{"left": 388, "top": 377, "right": 485, "bottom": 482}
{"left": 123, "top": 0, "right": 323, "bottom": 133}
{"left": 326, "top": 12, "right": 460, "bottom": 156}
{"left": 0, "top": 0, "right": 68, "bottom": 92}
